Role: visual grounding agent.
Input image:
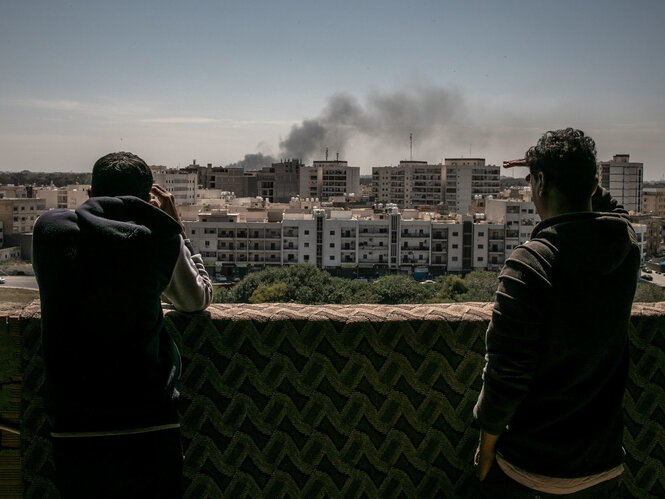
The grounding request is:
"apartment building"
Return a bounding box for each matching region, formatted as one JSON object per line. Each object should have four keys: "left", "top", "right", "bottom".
{"left": 300, "top": 160, "right": 361, "bottom": 201}
{"left": 255, "top": 159, "right": 303, "bottom": 203}
{"left": 0, "top": 198, "right": 46, "bottom": 234}
{"left": 484, "top": 198, "right": 539, "bottom": 258}
{"left": 372, "top": 161, "right": 445, "bottom": 208}
{"left": 150, "top": 166, "right": 197, "bottom": 205}
{"left": 642, "top": 187, "right": 665, "bottom": 216}
{"left": 599, "top": 154, "right": 643, "bottom": 213}
{"left": 444, "top": 158, "right": 500, "bottom": 215}
{"left": 34, "top": 185, "right": 90, "bottom": 210}
{"left": 186, "top": 204, "right": 530, "bottom": 278}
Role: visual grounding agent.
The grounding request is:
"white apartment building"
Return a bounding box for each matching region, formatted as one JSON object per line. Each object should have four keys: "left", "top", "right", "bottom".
{"left": 372, "top": 161, "right": 445, "bottom": 208}
{"left": 150, "top": 166, "right": 197, "bottom": 205}
{"left": 300, "top": 160, "right": 361, "bottom": 201}
{"left": 598, "top": 154, "right": 643, "bottom": 213}
{"left": 444, "top": 158, "right": 500, "bottom": 215}
{"left": 186, "top": 206, "right": 518, "bottom": 277}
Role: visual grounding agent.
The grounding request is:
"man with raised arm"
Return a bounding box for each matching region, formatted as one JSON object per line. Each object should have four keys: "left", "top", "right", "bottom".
{"left": 33, "top": 152, "right": 212, "bottom": 498}
{"left": 473, "top": 129, "right": 640, "bottom": 497}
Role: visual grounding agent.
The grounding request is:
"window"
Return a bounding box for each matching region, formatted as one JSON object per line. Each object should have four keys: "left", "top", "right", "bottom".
{"left": 478, "top": 231, "right": 484, "bottom": 237}
{"left": 330, "top": 255, "right": 334, "bottom": 260}
{"left": 452, "top": 256, "right": 458, "bottom": 261}
{"left": 478, "top": 244, "right": 484, "bottom": 249}
{"left": 304, "top": 230, "right": 309, "bottom": 235}
{"left": 452, "top": 244, "right": 458, "bottom": 249}
{"left": 452, "top": 232, "right": 458, "bottom": 236}
{"left": 330, "top": 230, "right": 335, "bottom": 235}
{"left": 304, "top": 255, "right": 310, "bottom": 261}
{"left": 330, "top": 243, "right": 334, "bottom": 248}
{"left": 191, "top": 229, "right": 196, "bottom": 235}
{"left": 477, "top": 257, "right": 484, "bottom": 262}
{"left": 304, "top": 242, "right": 309, "bottom": 248}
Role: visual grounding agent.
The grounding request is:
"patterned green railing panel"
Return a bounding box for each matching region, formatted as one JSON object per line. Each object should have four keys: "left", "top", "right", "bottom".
{"left": 13, "top": 302, "right": 665, "bottom": 498}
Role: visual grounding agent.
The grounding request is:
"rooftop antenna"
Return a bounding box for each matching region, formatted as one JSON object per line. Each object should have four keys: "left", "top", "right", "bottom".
{"left": 410, "top": 133, "right": 413, "bottom": 161}
{"left": 325, "top": 147, "right": 329, "bottom": 161}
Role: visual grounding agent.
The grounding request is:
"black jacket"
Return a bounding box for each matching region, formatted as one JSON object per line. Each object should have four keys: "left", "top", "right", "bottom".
{"left": 33, "top": 196, "right": 184, "bottom": 433}
{"left": 474, "top": 188, "right": 641, "bottom": 477}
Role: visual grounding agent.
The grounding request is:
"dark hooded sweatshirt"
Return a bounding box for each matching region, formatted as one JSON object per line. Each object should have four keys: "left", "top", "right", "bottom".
{"left": 474, "top": 187, "right": 641, "bottom": 477}
{"left": 33, "top": 196, "right": 183, "bottom": 433}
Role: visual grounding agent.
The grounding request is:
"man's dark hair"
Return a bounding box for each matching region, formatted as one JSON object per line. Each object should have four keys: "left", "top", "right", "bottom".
{"left": 91, "top": 152, "right": 153, "bottom": 200}
{"left": 525, "top": 128, "right": 597, "bottom": 205}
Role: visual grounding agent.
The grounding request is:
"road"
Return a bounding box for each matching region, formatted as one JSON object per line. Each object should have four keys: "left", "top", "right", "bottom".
{"left": 0, "top": 275, "right": 38, "bottom": 290}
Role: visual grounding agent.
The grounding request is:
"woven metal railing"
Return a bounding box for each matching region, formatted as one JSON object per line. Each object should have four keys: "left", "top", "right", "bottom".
{"left": 5, "top": 301, "right": 665, "bottom": 498}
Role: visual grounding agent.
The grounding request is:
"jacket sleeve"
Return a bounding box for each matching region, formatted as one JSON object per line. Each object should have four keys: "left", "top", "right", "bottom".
{"left": 473, "top": 241, "right": 553, "bottom": 434}
{"left": 162, "top": 237, "right": 213, "bottom": 312}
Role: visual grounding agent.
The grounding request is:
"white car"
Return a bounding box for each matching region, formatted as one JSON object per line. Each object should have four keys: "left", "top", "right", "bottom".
{"left": 0, "top": 277, "right": 5, "bottom": 284}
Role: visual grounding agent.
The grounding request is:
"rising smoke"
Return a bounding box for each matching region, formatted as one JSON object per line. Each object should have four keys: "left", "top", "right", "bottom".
{"left": 279, "top": 86, "right": 471, "bottom": 162}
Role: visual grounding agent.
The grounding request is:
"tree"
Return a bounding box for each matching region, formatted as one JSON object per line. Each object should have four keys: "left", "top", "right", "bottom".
{"left": 249, "top": 283, "right": 289, "bottom": 303}
{"left": 372, "top": 275, "right": 431, "bottom": 304}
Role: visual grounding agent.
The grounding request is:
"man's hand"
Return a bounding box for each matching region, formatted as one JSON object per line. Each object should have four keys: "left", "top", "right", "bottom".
{"left": 475, "top": 429, "right": 499, "bottom": 481}
{"left": 150, "top": 184, "right": 187, "bottom": 238}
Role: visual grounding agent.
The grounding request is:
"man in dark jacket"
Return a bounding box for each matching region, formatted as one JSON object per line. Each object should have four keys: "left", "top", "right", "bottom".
{"left": 473, "top": 129, "right": 640, "bottom": 497}
{"left": 33, "top": 152, "right": 212, "bottom": 498}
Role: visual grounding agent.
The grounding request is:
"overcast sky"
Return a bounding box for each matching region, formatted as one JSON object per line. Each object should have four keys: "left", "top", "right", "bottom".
{"left": 1, "top": 1, "right": 664, "bottom": 178}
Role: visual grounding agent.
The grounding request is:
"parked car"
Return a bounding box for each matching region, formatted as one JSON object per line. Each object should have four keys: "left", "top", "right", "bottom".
{"left": 0, "top": 277, "right": 5, "bottom": 284}
{"left": 642, "top": 274, "right": 653, "bottom": 281}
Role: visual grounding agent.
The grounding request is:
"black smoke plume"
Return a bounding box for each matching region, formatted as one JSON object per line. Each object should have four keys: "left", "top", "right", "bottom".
{"left": 279, "top": 86, "right": 468, "bottom": 162}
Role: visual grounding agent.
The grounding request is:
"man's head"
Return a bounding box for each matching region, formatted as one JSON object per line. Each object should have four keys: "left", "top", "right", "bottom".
{"left": 525, "top": 128, "right": 597, "bottom": 217}
{"left": 90, "top": 152, "right": 153, "bottom": 201}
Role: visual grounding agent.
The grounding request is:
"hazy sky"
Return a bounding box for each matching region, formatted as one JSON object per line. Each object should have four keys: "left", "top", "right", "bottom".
{"left": 1, "top": 1, "right": 664, "bottom": 178}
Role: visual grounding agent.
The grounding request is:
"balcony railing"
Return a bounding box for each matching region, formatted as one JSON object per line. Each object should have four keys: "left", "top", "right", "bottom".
{"left": 6, "top": 302, "right": 664, "bottom": 498}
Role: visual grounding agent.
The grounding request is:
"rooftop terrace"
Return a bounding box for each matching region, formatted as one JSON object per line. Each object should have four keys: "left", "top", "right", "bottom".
{"left": 1, "top": 301, "right": 663, "bottom": 498}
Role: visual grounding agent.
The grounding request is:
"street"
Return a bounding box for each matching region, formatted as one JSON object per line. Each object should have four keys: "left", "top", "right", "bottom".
{"left": 0, "top": 275, "right": 38, "bottom": 290}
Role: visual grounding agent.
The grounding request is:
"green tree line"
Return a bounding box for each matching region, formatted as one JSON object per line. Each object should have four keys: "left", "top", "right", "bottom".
{"left": 214, "top": 265, "right": 500, "bottom": 304}
{"left": 214, "top": 264, "right": 665, "bottom": 305}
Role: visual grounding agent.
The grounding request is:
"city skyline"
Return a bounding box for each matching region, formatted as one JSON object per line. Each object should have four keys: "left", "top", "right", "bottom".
{"left": 1, "top": 1, "right": 663, "bottom": 178}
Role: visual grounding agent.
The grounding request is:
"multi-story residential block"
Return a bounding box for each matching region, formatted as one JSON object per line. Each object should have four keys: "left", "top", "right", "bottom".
{"left": 185, "top": 205, "right": 520, "bottom": 278}
{"left": 642, "top": 187, "right": 665, "bottom": 216}
{"left": 256, "top": 159, "right": 303, "bottom": 203}
{"left": 0, "top": 186, "right": 29, "bottom": 198}
{"left": 0, "top": 198, "right": 46, "bottom": 234}
{"left": 372, "top": 161, "right": 445, "bottom": 208}
{"left": 484, "top": 198, "right": 539, "bottom": 259}
{"left": 150, "top": 166, "right": 197, "bottom": 205}
{"left": 34, "top": 185, "right": 90, "bottom": 210}
{"left": 599, "top": 154, "right": 643, "bottom": 213}
{"left": 444, "top": 158, "right": 500, "bottom": 215}
{"left": 185, "top": 162, "right": 258, "bottom": 197}
{"left": 300, "top": 160, "right": 361, "bottom": 201}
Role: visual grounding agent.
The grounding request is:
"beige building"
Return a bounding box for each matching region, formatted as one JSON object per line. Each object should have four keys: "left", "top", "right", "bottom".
{"left": 34, "top": 185, "right": 90, "bottom": 210}
{"left": 0, "top": 198, "right": 46, "bottom": 234}
{"left": 372, "top": 161, "right": 445, "bottom": 208}
{"left": 300, "top": 160, "right": 361, "bottom": 201}
{"left": 599, "top": 154, "right": 643, "bottom": 213}
{"left": 150, "top": 166, "right": 197, "bottom": 205}
{"left": 642, "top": 188, "right": 665, "bottom": 216}
{"left": 444, "top": 158, "right": 500, "bottom": 215}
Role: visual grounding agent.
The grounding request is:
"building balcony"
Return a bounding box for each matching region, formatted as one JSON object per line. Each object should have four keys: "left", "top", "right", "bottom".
{"left": 5, "top": 302, "right": 663, "bottom": 498}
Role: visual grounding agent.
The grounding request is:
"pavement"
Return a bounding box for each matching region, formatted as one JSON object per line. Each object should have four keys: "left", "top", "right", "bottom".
{"left": 0, "top": 275, "right": 39, "bottom": 290}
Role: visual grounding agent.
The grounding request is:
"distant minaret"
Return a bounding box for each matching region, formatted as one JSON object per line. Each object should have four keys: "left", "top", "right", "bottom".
{"left": 410, "top": 133, "right": 413, "bottom": 161}
{"left": 325, "top": 147, "right": 329, "bottom": 161}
